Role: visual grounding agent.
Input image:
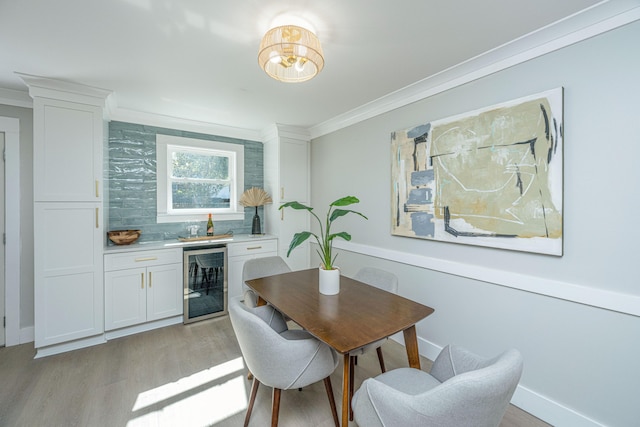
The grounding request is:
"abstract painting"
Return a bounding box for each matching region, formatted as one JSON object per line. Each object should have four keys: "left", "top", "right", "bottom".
{"left": 391, "top": 88, "right": 563, "bottom": 255}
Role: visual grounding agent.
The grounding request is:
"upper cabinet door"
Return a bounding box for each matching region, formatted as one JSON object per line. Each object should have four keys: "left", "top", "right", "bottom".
{"left": 280, "top": 137, "right": 309, "bottom": 203}
{"left": 33, "top": 98, "right": 103, "bottom": 202}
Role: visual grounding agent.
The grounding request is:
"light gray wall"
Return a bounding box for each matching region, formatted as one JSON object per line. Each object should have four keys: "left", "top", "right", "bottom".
{"left": 0, "top": 105, "right": 34, "bottom": 331}
{"left": 310, "top": 21, "right": 640, "bottom": 427}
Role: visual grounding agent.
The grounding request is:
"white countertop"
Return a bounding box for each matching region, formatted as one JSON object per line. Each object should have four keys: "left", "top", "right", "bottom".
{"left": 104, "top": 234, "right": 277, "bottom": 254}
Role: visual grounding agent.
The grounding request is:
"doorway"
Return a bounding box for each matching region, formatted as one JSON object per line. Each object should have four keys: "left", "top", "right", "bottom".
{"left": 1, "top": 116, "right": 20, "bottom": 346}
{"left": 0, "top": 131, "right": 4, "bottom": 346}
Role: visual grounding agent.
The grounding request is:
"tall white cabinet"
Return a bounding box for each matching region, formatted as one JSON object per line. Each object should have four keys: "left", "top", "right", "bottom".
{"left": 22, "top": 75, "right": 110, "bottom": 357}
{"left": 263, "top": 124, "right": 311, "bottom": 271}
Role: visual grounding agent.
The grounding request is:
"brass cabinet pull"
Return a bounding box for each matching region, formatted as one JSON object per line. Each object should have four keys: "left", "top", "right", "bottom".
{"left": 149, "top": 272, "right": 152, "bottom": 288}
{"left": 247, "top": 246, "right": 263, "bottom": 250}
{"left": 280, "top": 187, "right": 284, "bottom": 199}
{"left": 141, "top": 273, "right": 144, "bottom": 289}
{"left": 135, "top": 257, "right": 158, "bottom": 262}
{"left": 95, "top": 208, "right": 99, "bottom": 228}
{"left": 95, "top": 180, "right": 99, "bottom": 198}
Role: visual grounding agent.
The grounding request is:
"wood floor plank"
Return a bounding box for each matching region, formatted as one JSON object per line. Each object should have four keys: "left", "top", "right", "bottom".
{"left": 0, "top": 316, "right": 550, "bottom": 426}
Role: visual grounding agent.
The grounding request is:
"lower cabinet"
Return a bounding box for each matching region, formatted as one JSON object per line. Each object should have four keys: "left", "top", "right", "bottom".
{"left": 104, "top": 248, "right": 183, "bottom": 331}
{"left": 227, "top": 239, "right": 278, "bottom": 299}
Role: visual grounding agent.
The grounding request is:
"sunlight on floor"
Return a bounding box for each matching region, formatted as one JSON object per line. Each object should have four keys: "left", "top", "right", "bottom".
{"left": 127, "top": 357, "right": 248, "bottom": 426}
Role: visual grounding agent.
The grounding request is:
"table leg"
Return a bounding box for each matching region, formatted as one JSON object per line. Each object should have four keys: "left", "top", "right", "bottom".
{"left": 342, "top": 353, "right": 350, "bottom": 426}
{"left": 256, "top": 296, "right": 266, "bottom": 307}
{"left": 403, "top": 325, "right": 421, "bottom": 369}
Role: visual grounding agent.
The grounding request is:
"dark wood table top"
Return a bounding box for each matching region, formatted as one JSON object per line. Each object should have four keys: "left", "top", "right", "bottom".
{"left": 245, "top": 268, "right": 435, "bottom": 354}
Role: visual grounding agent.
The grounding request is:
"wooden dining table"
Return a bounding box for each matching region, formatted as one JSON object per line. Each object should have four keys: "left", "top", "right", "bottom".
{"left": 245, "top": 268, "right": 435, "bottom": 426}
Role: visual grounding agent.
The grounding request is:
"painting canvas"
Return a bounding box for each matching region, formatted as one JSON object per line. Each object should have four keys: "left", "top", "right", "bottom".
{"left": 391, "top": 88, "right": 563, "bottom": 255}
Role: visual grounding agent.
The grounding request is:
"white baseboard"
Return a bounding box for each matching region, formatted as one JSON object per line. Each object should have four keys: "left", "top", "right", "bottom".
{"left": 511, "top": 385, "right": 605, "bottom": 427}
{"left": 35, "top": 334, "right": 107, "bottom": 359}
{"left": 28, "top": 316, "right": 183, "bottom": 357}
{"left": 390, "top": 334, "right": 605, "bottom": 427}
{"left": 19, "top": 317, "right": 184, "bottom": 345}
{"left": 104, "top": 316, "right": 183, "bottom": 341}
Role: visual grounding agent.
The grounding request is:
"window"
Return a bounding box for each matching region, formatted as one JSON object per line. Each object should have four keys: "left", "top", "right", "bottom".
{"left": 157, "top": 134, "right": 244, "bottom": 223}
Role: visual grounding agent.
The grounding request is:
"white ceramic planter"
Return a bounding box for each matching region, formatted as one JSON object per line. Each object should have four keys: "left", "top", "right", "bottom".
{"left": 319, "top": 266, "right": 340, "bottom": 295}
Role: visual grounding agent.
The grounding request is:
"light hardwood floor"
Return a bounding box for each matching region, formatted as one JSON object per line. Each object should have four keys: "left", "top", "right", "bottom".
{"left": 0, "top": 317, "right": 550, "bottom": 426}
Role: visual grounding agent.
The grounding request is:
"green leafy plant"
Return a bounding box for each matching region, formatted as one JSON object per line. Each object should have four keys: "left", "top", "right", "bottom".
{"left": 279, "top": 196, "right": 368, "bottom": 270}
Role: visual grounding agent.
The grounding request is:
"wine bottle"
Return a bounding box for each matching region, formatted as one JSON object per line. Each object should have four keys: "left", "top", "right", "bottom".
{"left": 206, "top": 213, "right": 214, "bottom": 236}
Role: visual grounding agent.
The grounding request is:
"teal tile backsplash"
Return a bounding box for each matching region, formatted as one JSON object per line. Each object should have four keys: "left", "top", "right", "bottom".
{"left": 107, "top": 121, "right": 263, "bottom": 243}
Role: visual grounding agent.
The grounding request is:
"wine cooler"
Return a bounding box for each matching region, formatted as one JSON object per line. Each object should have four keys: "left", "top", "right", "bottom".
{"left": 183, "top": 245, "right": 227, "bottom": 323}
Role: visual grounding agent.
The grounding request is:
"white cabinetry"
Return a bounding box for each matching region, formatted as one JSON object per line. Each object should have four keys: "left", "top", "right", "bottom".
{"left": 33, "top": 98, "right": 103, "bottom": 202}
{"left": 227, "top": 238, "right": 278, "bottom": 299}
{"left": 104, "top": 249, "right": 183, "bottom": 331}
{"left": 22, "top": 75, "right": 111, "bottom": 356}
{"left": 34, "top": 203, "right": 103, "bottom": 349}
{"left": 263, "top": 125, "right": 310, "bottom": 271}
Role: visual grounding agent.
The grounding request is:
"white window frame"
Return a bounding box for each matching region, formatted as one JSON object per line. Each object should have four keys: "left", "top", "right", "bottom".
{"left": 156, "top": 134, "right": 244, "bottom": 223}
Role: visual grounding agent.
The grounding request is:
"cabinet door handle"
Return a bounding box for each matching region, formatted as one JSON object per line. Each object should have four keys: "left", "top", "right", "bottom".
{"left": 95, "top": 208, "right": 99, "bottom": 228}
{"left": 247, "top": 246, "right": 263, "bottom": 250}
{"left": 280, "top": 187, "right": 284, "bottom": 199}
{"left": 149, "top": 272, "right": 152, "bottom": 288}
{"left": 135, "top": 257, "right": 158, "bottom": 262}
{"left": 141, "top": 273, "right": 144, "bottom": 289}
{"left": 95, "top": 180, "right": 99, "bottom": 198}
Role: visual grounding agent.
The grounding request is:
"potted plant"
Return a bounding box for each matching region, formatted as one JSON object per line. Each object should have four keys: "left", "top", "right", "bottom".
{"left": 279, "top": 196, "right": 367, "bottom": 294}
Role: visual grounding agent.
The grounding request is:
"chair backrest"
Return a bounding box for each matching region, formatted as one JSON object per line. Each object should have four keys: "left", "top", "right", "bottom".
{"left": 242, "top": 256, "right": 291, "bottom": 287}
{"left": 354, "top": 267, "right": 398, "bottom": 294}
{"left": 228, "top": 296, "right": 337, "bottom": 390}
{"left": 419, "top": 346, "right": 523, "bottom": 426}
{"left": 353, "top": 345, "right": 522, "bottom": 427}
{"left": 242, "top": 257, "right": 291, "bottom": 302}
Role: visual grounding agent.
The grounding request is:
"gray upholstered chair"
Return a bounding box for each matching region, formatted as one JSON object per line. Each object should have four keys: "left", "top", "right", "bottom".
{"left": 352, "top": 345, "right": 523, "bottom": 427}
{"left": 350, "top": 267, "right": 399, "bottom": 371}
{"left": 229, "top": 296, "right": 340, "bottom": 427}
{"left": 348, "top": 267, "right": 399, "bottom": 419}
{"left": 242, "top": 256, "right": 291, "bottom": 300}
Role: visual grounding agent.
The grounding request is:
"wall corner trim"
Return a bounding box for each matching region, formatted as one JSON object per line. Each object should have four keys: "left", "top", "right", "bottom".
{"left": 333, "top": 240, "right": 640, "bottom": 318}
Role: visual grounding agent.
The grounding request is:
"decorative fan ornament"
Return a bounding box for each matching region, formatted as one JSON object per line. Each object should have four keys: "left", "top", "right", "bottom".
{"left": 240, "top": 187, "right": 273, "bottom": 207}
{"left": 239, "top": 188, "right": 273, "bottom": 235}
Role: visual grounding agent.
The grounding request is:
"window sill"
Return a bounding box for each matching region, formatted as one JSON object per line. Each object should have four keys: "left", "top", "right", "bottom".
{"left": 156, "top": 212, "right": 245, "bottom": 223}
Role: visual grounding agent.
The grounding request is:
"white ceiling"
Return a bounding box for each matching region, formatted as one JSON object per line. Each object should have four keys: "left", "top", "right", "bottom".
{"left": 1, "top": 0, "right": 638, "bottom": 135}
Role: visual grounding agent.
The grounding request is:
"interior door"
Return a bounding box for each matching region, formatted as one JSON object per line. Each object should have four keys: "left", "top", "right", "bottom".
{"left": 1, "top": 132, "right": 6, "bottom": 346}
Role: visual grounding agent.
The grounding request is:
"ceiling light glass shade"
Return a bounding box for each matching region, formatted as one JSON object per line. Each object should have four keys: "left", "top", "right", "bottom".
{"left": 258, "top": 25, "right": 324, "bottom": 83}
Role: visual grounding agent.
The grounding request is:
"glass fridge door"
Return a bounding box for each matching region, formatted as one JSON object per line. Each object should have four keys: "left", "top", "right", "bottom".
{"left": 183, "top": 246, "right": 227, "bottom": 323}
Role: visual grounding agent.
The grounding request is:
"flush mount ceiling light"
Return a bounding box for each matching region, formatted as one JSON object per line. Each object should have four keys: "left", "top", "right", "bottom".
{"left": 258, "top": 25, "right": 324, "bottom": 83}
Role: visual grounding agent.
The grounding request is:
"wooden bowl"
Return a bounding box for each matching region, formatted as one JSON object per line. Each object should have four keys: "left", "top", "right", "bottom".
{"left": 108, "top": 229, "right": 141, "bottom": 245}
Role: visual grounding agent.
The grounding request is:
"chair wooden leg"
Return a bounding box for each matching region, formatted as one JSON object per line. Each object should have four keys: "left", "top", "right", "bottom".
{"left": 244, "top": 377, "right": 260, "bottom": 427}
{"left": 271, "top": 388, "right": 281, "bottom": 427}
{"left": 323, "top": 376, "right": 340, "bottom": 427}
{"left": 376, "top": 346, "right": 386, "bottom": 373}
{"left": 349, "top": 355, "right": 355, "bottom": 421}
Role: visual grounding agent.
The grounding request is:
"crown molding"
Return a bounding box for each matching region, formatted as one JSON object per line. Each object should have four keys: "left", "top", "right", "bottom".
{"left": 105, "top": 91, "right": 262, "bottom": 141}
{"left": 0, "top": 87, "right": 33, "bottom": 108}
{"left": 260, "top": 123, "right": 311, "bottom": 142}
{"left": 16, "top": 73, "right": 111, "bottom": 107}
{"left": 309, "top": 3, "right": 640, "bottom": 139}
{"left": 108, "top": 106, "right": 262, "bottom": 142}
